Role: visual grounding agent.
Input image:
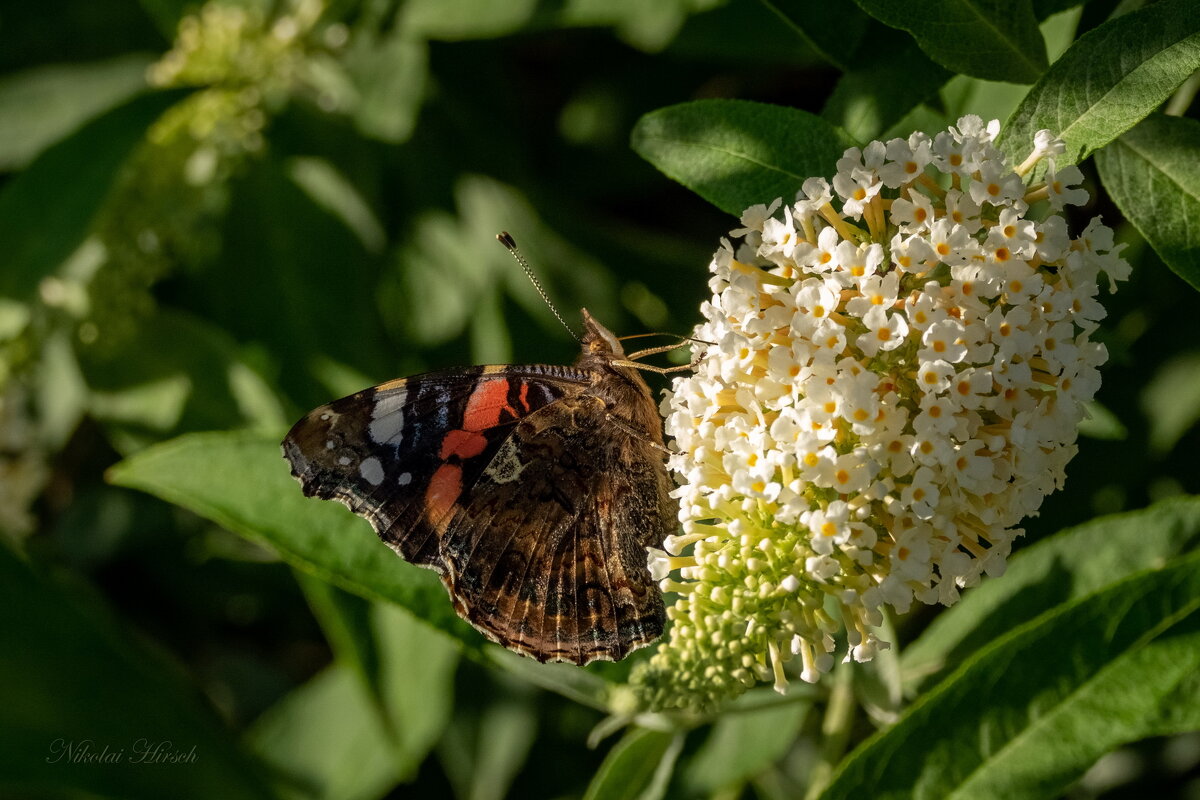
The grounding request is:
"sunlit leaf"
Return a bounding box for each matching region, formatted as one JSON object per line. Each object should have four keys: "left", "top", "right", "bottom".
{"left": 632, "top": 99, "right": 854, "bottom": 216}
{"left": 1000, "top": 0, "right": 1200, "bottom": 166}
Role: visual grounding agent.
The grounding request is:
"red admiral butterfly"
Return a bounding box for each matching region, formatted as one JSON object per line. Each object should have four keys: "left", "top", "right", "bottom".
{"left": 283, "top": 259, "right": 677, "bottom": 664}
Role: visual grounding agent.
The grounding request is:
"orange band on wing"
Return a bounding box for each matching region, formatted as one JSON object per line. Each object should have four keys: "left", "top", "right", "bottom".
{"left": 518, "top": 381, "right": 531, "bottom": 412}
{"left": 425, "top": 463, "right": 463, "bottom": 529}
{"left": 462, "top": 379, "right": 519, "bottom": 431}
{"left": 439, "top": 429, "right": 488, "bottom": 460}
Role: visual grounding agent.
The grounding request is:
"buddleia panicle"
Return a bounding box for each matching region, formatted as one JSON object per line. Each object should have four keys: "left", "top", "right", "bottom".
{"left": 633, "top": 116, "right": 1129, "bottom": 713}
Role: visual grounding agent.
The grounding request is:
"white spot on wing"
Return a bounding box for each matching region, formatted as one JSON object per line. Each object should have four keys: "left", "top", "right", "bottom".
{"left": 359, "top": 456, "right": 385, "bottom": 486}
{"left": 338, "top": 456, "right": 351, "bottom": 466}
{"left": 398, "top": 472, "right": 412, "bottom": 486}
{"left": 369, "top": 385, "right": 408, "bottom": 445}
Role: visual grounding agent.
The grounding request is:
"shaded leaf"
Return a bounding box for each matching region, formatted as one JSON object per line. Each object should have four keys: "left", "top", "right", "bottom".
{"left": 632, "top": 99, "right": 854, "bottom": 216}
{"left": 821, "top": 551, "right": 1200, "bottom": 800}
{"left": 822, "top": 33, "right": 952, "bottom": 143}
{"left": 1140, "top": 350, "right": 1200, "bottom": 454}
{"left": 107, "top": 431, "right": 478, "bottom": 646}
{"left": 248, "top": 666, "right": 399, "bottom": 800}
{"left": 583, "top": 727, "right": 685, "bottom": 800}
{"left": 1000, "top": 0, "right": 1200, "bottom": 166}
{"left": 902, "top": 497, "right": 1200, "bottom": 692}
{"left": 0, "top": 543, "right": 274, "bottom": 800}
{"left": 685, "top": 691, "right": 808, "bottom": 793}
{"left": 759, "top": 0, "right": 871, "bottom": 70}
{"left": 853, "top": 0, "right": 1047, "bottom": 84}
{"left": 1095, "top": 113, "right": 1200, "bottom": 292}
{"left": 0, "top": 90, "right": 184, "bottom": 300}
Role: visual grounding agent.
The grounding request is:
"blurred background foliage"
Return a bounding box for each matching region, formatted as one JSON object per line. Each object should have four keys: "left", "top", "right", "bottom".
{"left": 1, "top": 0, "right": 1199, "bottom": 798}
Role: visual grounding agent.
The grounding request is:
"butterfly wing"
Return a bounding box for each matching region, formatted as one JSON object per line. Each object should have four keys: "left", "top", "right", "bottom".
{"left": 437, "top": 393, "right": 673, "bottom": 664}
{"left": 282, "top": 364, "right": 591, "bottom": 572}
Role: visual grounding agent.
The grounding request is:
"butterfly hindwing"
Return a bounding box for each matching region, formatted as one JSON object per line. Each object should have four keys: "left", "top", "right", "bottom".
{"left": 283, "top": 365, "right": 591, "bottom": 571}
{"left": 438, "top": 393, "right": 671, "bottom": 663}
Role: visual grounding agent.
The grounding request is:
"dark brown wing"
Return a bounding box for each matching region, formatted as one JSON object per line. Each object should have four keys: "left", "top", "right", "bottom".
{"left": 282, "top": 365, "right": 591, "bottom": 572}
{"left": 437, "top": 393, "right": 674, "bottom": 664}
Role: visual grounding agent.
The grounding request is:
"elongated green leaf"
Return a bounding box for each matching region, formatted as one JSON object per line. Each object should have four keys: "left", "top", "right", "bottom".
{"left": 1141, "top": 351, "right": 1200, "bottom": 453}
{"left": 902, "top": 497, "right": 1200, "bottom": 692}
{"left": 759, "top": 0, "right": 871, "bottom": 70}
{"left": 372, "top": 602, "right": 459, "bottom": 778}
{"left": 853, "top": 0, "right": 1047, "bottom": 84}
{"left": 248, "top": 666, "right": 400, "bottom": 800}
{"left": 583, "top": 728, "right": 685, "bottom": 800}
{"left": 0, "top": 54, "right": 152, "bottom": 171}
{"left": 0, "top": 544, "right": 274, "bottom": 800}
{"left": 820, "top": 552, "right": 1200, "bottom": 800}
{"left": 1000, "top": 0, "right": 1200, "bottom": 166}
{"left": 107, "top": 431, "right": 477, "bottom": 646}
{"left": 632, "top": 100, "right": 854, "bottom": 216}
{"left": 822, "top": 34, "right": 952, "bottom": 143}
{"left": 684, "top": 692, "right": 808, "bottom": 793}
{"left": 0, "top": 90, "right": 183, "bottom": 300}
{"left": 1095, "top": 113, "right": 1200, "bottom": 292}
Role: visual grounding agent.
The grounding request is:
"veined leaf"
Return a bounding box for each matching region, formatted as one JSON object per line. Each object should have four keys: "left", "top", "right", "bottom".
{"left": 1095, "top": 114, "right": 1200, "bottom": 292}
{"left": 632, "top": 99, "right": 854, "bottom": 216}
{"left": 820, "top": 551, "right": 1200, "bottom": 800}
{"left": 107, "top": 431, "right": 477, "bottom": 647}
{"left": 1000, "top": 0, "right": 1200, "bottom": 166}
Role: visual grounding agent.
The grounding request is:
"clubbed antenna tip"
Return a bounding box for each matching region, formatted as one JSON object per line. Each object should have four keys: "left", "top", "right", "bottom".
{"left": 496, "top": 231, "right": 580, "bottom": 342}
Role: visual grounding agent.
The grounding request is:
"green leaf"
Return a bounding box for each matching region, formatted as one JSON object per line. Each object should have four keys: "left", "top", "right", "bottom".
{"left": 1095, "top": 113, "right": 1200, "bottom": 292}
{"left": 342, "top": 33, "right": 429, "bottom": 144}
{"left": 485, "top": 648, "right": 612, "bottom": 711}
{"left": 900, "top": 497, "right": 1200, "bottom": 693}
{"left": 373, "top": 602, "right": 460, "bottom": 777}
{"left": 758, "top": 0, "right": 871, "bottom": 71}
{"left": 270, "top": 584, "right": 458, "bottom": 794}
{"left": 631, "top": 99, "right": 855, "bottom": 216}
{"left": 852, "top": 0, "right": 1048, "bottom": 84}
{"left": 0, "top": 54, "right": 152, "bottom": 171}
{"left": 1000, "top": 0, "right": 1200, "bottom": 166}
{"left": 822, "top": 34, "right": 952, "bottom": 144}
{"left": 583, "top": 727, "right": 685, "bottom": 800}
{"left": 106, "top": 431, "right": 478, "bottom": 647}
{"left": 821, "top": 551, "right": 1200, "bottom": 800}
{"left": 684, "top": 691, "right": 808, "bottom": 793}
{"left": 0, "top": 90, "right": 183, "bottom": 301}
{"left": 1140, "top": 350, "right": 1200, "bottom": 454}
{"left": 80, "top": 309, "right": 287, "bottom": 453}
{"left": 400, "top": 0, "right": 538, "bottom": 39}
{"left": 247, "top": 665, "right": 400, "bottom": 800}
{"left": 0, "top": 543, "right": 274, "bottom": 800}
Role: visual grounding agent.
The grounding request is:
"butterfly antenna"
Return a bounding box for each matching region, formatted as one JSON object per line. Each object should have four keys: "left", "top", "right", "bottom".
{"left": 497, "top": 231, "right": 580, "bottom": 342}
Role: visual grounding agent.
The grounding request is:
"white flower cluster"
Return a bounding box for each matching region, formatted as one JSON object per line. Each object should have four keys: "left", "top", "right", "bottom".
{"left": 634, "top": 116, "right": 1129, "bottom": 711}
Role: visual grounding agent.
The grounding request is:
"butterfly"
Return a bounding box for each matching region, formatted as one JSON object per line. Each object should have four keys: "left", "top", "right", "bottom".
{"left": 282, "top": 307, "right": 678, "bottom": 664}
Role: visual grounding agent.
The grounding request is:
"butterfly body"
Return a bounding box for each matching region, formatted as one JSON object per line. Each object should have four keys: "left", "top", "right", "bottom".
{"left": 283, "top": 310, "right": 673, "bottom": 664}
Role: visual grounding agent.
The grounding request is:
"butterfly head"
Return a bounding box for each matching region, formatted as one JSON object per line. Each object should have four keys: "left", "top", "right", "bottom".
{"left": 580, "top": 308, "right": 626, "bottom": 358}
